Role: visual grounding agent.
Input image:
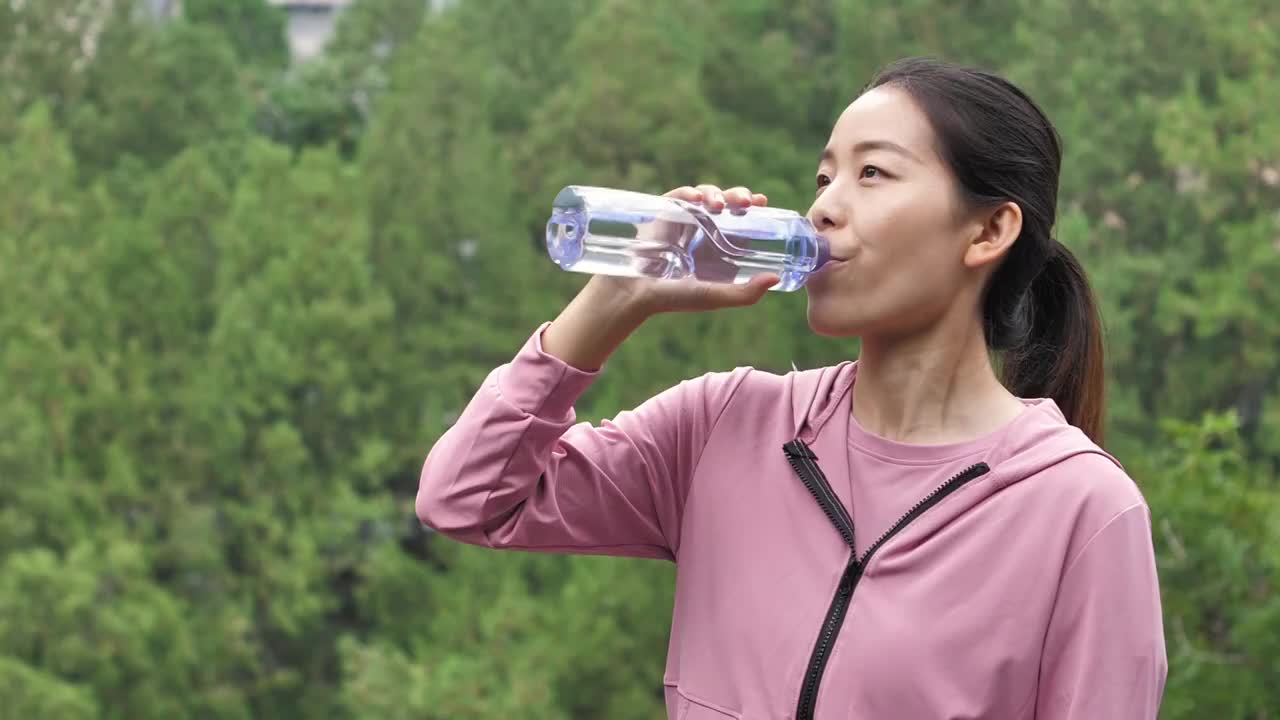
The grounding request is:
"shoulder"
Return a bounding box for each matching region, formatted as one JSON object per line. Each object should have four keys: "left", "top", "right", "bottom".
{"left": 681, "top": 364, "right": 814, "bottom": 405}
{"left": 619, "top": 364, "right": 810, "bottom": 430}
{"left": 722, "top": 362, "right": 855, "bottom": 407}
{"left": 991, "top": 399, "right": 1151, "bottom": 557}
{"left": 1028, "top": 450, "right": 1152, "bottom": 563}
{"left": 1045, "top": 451, "right": 1146, "bottom": 509}
{"left": 666, "top": 365, "right": 795, "bottom": 424}
{"left": 994, "top": 400, "right": 1148, "bottom": 521}
{"left": 685, "top": 362, "right": 857, "bottom": 445}
{"left": 653, "top": 365, "right": 757, "bottom": 421}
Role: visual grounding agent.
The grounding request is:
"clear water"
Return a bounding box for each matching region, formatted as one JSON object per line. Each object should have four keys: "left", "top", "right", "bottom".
{"left": 545, "top": 187, "right": 828, "bottom": 293}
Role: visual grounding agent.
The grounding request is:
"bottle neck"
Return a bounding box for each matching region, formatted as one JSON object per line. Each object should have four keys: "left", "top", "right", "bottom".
{"left": 813, "top": 234, "right": 832, "bottom": 269}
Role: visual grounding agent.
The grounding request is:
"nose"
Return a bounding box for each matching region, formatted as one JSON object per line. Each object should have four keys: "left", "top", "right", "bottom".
{"left": 806, "top": 192, "right": 847, "bottom": 231}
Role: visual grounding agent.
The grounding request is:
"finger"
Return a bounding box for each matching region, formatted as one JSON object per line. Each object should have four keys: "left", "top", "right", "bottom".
{"left": 695, "top": 183, "right": 726, "bottom": 212}
{"left": 723, "top": 186, "right": 753, "bottom": 207}
{"left": 664, "top": 185, "right": 703, "bottom": 202}
{"left": 724, "top": 186, "right": 755, "bottom": 216}
{"left": 747, "top": 272, "right": 782, "bottom": 294}
{"left": 751, "top": 193, "right": 768, "bottom": 206}
{"left": 703, "top": 273, "right": 780, "bottom": 308}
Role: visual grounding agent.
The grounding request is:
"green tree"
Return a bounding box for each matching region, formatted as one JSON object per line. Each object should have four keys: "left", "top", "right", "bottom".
{"left": 70, "top": 18, "right": 250, "bottom": 173}
{"left": 1137, "top": 412, "right": 1280, "bottom": 716}
{"left": 183, "top": 0, "right": 290, "bottom": 69}
{"left": 0, "top": 0, "right": 103, "bottom": 134}
{"left": 0, "top": 655, "right": 100, "bottom": 720}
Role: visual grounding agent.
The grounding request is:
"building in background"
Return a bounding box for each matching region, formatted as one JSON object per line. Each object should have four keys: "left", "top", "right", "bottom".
{"left": 144, "top": 0, "right": 182, "bottom": 18}
{"left": 267, "top": 0, "right": 352, "bottom": 63}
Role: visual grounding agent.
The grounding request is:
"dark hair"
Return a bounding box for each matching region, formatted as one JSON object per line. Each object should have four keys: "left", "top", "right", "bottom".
{"left": 867, "top": 57, "right": 1106, "bottom": 446}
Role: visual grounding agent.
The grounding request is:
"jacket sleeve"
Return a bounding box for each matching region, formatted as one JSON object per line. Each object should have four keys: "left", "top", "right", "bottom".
{"left": 1036, "top": 503, "right": 1169, "bottom": 719}
{"left": 416, "top": 322, "right": 745, "bottom": 561}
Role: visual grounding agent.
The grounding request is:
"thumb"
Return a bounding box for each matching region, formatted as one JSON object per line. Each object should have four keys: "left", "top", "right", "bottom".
{"left": 705, "top": 273, "right": 781, "bottom": 308}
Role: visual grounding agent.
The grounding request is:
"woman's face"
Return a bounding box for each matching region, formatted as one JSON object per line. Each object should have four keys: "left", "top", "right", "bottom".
{"left": 804, "top": 86, "right": 990, "bottom": 340}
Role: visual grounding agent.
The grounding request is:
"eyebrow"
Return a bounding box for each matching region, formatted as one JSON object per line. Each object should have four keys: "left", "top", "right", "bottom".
{"left": 820, "top": 140, "right": 923, "bottom": 165}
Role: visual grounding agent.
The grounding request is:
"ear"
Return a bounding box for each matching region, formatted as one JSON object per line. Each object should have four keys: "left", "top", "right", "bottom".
{"left": 963, "top": 201, "right": 1022, "bottom": 270}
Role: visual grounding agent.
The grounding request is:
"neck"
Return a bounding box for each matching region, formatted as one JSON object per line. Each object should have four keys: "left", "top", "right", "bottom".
{"left": 852, "top": 315, "right": 1024, "bottom": 445}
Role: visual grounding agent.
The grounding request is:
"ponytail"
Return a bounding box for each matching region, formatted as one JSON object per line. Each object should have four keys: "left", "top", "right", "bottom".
{"left": 997, "top": 242, "right": 1107, "bottom": 446}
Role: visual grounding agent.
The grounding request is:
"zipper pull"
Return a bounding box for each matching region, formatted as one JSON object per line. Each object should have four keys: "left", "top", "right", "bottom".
{"left": 783, "top": 439, "right": 818, "bottom": 460}
{"left": 838, "top": 560, "right": 859, "bottom": 593}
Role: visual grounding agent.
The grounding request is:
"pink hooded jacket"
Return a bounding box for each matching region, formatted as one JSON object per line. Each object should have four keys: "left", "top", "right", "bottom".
{"left": 417, "top": 323, "right": 1168, "bottom": 719}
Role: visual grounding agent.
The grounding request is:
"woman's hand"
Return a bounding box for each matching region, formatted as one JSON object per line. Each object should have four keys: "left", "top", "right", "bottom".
{"left": 590, "top": 183, "right": 779, "bottom": 316}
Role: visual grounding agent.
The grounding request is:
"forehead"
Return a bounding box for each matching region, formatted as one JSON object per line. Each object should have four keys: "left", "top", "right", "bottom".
{"left": 826, "top": 86, "right": 937, "bottom": 159}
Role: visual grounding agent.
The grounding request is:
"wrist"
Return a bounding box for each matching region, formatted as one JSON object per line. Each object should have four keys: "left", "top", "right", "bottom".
{"left": 542, "top": 277, "right": 651, "bottom": 372}
{"left": 582, "top": 275, "right": 656, "bottom": 324}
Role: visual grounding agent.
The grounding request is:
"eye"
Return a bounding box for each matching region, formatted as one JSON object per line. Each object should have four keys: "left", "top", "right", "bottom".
{"left": 816, "top": 173, "right": 832, "bottom": 190}
{"left": 860, "top": 165, "right": 884, "bottom": 180}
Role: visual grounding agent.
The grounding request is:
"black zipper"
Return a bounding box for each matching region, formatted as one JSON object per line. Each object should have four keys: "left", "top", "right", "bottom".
{"left": 784, "top": 440, "right": 857, "bottom": 551}
{"left": 783, "top": 439, "right": 990, "bottom": 720}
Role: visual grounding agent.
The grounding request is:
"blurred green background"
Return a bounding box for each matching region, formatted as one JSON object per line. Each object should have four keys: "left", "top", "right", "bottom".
{"left": 1, "top": 0, "right": 1277, "bottom": 717}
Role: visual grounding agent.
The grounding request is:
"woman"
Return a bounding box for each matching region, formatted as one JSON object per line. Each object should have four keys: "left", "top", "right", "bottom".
{"left": 418, "top": 58, "right": 1167, "bottom": 719}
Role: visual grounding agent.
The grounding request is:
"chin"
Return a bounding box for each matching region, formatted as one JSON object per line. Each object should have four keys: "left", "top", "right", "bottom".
{"left": 805, "top": 299, "right": 866, "bottom": 338}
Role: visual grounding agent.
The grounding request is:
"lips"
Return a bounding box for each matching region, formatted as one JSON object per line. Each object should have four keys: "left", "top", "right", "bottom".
{"left": 814, "top": 237, "right": 851, "bottom": 273}
{"left": 812, "top": 258, "right": 847, "bottom": 278}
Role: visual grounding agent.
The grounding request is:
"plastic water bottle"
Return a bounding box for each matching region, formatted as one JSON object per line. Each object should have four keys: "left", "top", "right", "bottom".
{"left": 545, "top": 186, "right": 830, "bottom": 292}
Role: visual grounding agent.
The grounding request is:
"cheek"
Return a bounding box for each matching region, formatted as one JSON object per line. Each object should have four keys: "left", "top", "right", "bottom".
{"left": 859, "top": 190, "right": 940, "bottom": 251}
{"left": 804, "top": 191, "right": 968, "bottom": 335}
{"left": 855, "top": 184, "right": 968, "bottom": 280}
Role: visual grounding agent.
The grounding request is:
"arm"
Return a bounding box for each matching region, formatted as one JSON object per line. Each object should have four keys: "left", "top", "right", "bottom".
{"left": 416, "top": 318, "right": 745, "bottom": 561}
{"left": 1036, "top": 504, "right": 1168, "bottom": 718}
